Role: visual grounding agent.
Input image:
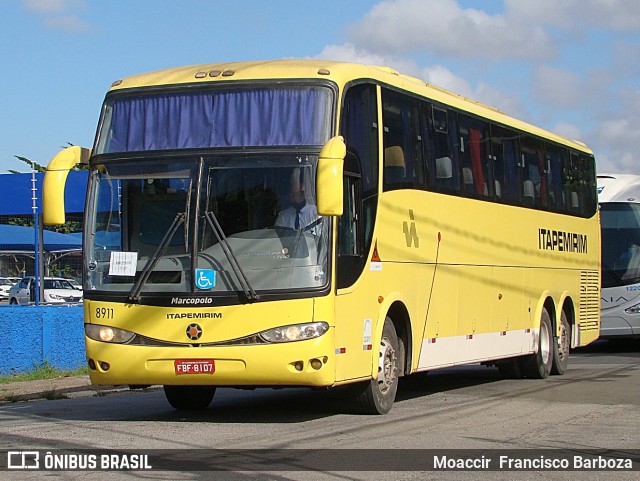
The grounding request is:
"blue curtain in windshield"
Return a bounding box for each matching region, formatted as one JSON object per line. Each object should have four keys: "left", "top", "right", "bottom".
{"left": 104, "top": 87, "right": 330, "bottom": 153}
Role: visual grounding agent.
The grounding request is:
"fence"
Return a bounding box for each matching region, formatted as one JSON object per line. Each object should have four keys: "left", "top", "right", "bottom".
{"left": 0, "top": 305, "right": 84, "bottom": 374}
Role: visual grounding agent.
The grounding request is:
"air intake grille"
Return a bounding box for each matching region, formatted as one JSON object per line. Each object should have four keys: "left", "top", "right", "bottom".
{"left": 579, "top": 270, "right": 600, "bottom": 331}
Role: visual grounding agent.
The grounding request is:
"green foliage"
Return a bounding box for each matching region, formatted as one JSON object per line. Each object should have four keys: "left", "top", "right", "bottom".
{"left": 14, "top": 155, "right": 46, "bottom": 172}
{"left": 12, "top": 145, "right": 89, "bottom": 174}
{"left": 0, "top": 362, "right": 87, "bottom": 384}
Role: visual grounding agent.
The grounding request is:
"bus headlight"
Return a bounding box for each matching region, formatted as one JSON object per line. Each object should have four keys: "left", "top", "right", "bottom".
{"left": 85, "top": 324, "right": 136, "bottom": 343}
{"left": 625, "top": 303, "right": 640, "bottom": 314}
{"left": 259, "top": 322, "right": 329, "bottom": 343}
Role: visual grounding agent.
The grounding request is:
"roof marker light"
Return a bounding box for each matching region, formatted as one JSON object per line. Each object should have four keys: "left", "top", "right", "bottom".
{"left": 195, "top": 71, "right": 207, "bottom": 78}
{"left": 221, "top": 69, "right": 235, "bottom": 77}
{"left": 209, "top": 70, "right": 221, "bottom": 77}
{"left": 317, "top": 68, "right": 330, "bottom": 75}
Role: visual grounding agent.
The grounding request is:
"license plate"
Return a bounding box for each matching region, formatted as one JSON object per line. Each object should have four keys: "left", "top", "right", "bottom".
{"left": 174, "top": 359, "right": 215, "bottom": 375}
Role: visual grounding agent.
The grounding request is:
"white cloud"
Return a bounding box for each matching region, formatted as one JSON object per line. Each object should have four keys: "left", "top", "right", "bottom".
{"left": 23, "top": 0, "right": 67, "bottom": 14}
{"left": 592, "top": 89, "right": 640, "bottom": 173}
{"left": 532, "top": 66, "right": 582, "bottom": 108}
{"left": 44, "top": 14, "right": 90, "bottom": 32}
{"left": 315, "top": 43, "right": 421, "bottom": 77}
{"left": 552, "top": 122, "right": 584, "bottom": 143}
{"left": 23, "top": 0, "right": 91, "bottom": 32}
{"left": 505, "top": 0, "right": 640, "bottom": 32}
{"left": 422, "top": 64, "right": 525, "bottom": 119}
{"left": 347, "top": 0, "right": 553, "bottom": 60}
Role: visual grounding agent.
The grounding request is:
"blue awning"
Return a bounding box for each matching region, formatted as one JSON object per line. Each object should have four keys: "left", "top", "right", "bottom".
{"left": 0, "top": 224, "right": 81, "bottom": 253}
{"left": 0, "top": 171, "right": 88, "bottom": 215}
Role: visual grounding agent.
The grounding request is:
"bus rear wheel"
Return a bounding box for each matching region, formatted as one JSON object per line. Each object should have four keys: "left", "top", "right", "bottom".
{"left": 163, "top": 385, "right": 216, "bottom": 411}
{"left": 551, "top": 311, "right": 570, "bottom": 375}
{"left": 521, "top": 307, "right": 553, "bottom": 379}
{"left": 354, "top": 318, "right": 399, "bottom": 415}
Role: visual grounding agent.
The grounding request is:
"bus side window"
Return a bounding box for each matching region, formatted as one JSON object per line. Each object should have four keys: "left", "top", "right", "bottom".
{"left": 565, "top": 151, "right": 581, "bottom": 214}
{"left": 381, "top": 88, "right": 423, "bottom": 190}
{"left": 520, "top": 136, "right": 547, "bottom": 209}
{"left": 339, "top": 83, "right": 379, "bottom": 289}
{"left": 490, "top": 126, "right": 519, "bottom": 204}
{"left": 429, "top": 107, "right": 459, "bottom": 192}
{"left": 337, "top": 150, "right": 364, "bottom": 289}
{"left": 458, "top": 114, "right": 491, "bottom": 198}
{"left": 545, "top": 144, "right": 568, "bottom": 212}
{"left": 580, "top": 153, "right": 597, "bottom": 217}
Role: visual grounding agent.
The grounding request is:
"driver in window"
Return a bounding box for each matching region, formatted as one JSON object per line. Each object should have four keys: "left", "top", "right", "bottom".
{"left": 275, "top": 168, "right": 319, "bottom": 233}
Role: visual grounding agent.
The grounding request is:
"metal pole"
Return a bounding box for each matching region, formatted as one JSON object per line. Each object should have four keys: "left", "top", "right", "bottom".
{"left": 31, "top": 162, "right": 40, "bottom": 306}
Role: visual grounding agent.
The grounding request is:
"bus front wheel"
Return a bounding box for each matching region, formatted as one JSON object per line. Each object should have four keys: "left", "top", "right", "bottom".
{"left": 163, "top": 385, "right": 216, "bottom": 411}
{"left": 521, "top": 307, "right": 553, "bottom": 379}
{"left": 354, "top": 318, "right": 399, "bottom": 415}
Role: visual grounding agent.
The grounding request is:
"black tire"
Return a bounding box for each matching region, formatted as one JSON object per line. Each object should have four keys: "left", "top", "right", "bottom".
{"left": 551, "top": 310, "right": 571, "bottom": 375}
{"left": 163, "top": 385, "right": 216, "bottom": 411}
{"left": 521, "top": 307, "right": 553, "bottom": 379}
{"left": 354, "top": 318, "right": 400, "bottom": 415}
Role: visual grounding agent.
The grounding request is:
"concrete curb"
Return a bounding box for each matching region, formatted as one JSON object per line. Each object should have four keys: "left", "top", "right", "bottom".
{"left": 0, "top": 375, "right": 133, "bottom": 402}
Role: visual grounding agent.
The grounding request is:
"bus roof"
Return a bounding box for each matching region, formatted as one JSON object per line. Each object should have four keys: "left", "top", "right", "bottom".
{"left": 598, "top": 173, "right": 640, "bottom": 203}
{"left": 108, "top": 59, "right": 593, "bottom": 154}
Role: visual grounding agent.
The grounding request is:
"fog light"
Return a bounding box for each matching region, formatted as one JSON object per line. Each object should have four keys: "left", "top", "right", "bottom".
{"left": 310, "top": 359, "right": 322, "bottom": 370}
{"left": 88, "top": 359, "right": 96, "bottom": 370}
{"left": 294, "top": 361, "right": 304, "bottom": 371}
{"left": 99, "top": 361, "right": 110, "bottom": 371}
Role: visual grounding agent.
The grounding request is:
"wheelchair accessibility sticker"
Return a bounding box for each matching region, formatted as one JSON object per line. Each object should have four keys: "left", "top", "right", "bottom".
{"left": 196, "top": 269, "right": 216, "bottom": 290}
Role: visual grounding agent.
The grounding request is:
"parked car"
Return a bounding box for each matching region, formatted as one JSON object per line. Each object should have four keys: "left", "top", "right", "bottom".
{"left": 0, "top": 277, "right": 15, "bottom": 300}
{"left": 9, "top": 276, "right": 83, "bottom": 305}
{"left": 66, "top": 279, "right": 82, "bottom": 290}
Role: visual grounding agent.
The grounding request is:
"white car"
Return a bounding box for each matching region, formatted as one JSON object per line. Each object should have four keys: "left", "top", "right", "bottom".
{"left": 66, "top": 279, "right": 83, "bottom": 290}
{"left": 9, "top": 276, "right": 83, "bottom": 305}
{"left": 0, "top": 277, "right": 15, "bottom": 300}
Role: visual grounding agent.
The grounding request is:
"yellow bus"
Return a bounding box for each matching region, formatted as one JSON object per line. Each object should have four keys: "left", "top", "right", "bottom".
{"left": 43, "top": 60, "right": 600, "bottom": 414}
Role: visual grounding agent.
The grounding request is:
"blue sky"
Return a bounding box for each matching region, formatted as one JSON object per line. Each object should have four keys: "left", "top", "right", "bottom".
{"left": 1, "top": 0, "right": 639, "bottom": 174}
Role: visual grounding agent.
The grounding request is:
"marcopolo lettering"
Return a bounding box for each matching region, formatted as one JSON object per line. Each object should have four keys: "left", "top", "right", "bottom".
{"left": 538, "top": 228, "right": 587, "bottom": 254}
{"left": 171, "top": 297, "right": 214, "bottom": 305}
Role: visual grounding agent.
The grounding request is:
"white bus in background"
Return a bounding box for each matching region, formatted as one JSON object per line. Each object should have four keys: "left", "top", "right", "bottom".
{"left": 598, "top": 173, "right": 640, "bottom": 338}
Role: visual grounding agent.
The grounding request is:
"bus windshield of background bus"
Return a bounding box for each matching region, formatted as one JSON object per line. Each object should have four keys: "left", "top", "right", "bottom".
{"left": 86, "top": 156, "right": 329, "bottom": 297}
{"left": 601, "top": 202, "right": 640, "bottom": 287}
{"left": 94, "top": 85, "right": 333, "bottom": 154}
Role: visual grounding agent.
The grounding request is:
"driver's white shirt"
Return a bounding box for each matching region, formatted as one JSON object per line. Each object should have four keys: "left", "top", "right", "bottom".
{"left": 275, "top": 203, "right": 319, "bottom": 233}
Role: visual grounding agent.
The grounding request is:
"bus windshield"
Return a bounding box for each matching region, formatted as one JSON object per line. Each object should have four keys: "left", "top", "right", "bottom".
{"left": 86, "top": 155, "right": 329, "bottom": 299}
{"left": 600, "top": 202, "right": 640, "bottom": 287}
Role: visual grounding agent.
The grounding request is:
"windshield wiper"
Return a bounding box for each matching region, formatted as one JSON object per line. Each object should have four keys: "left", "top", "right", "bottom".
{"left": 128, "top": 212, "right": 186, "bottom": 302}
{"left": 204, "top": 211, "right": 259, "bottom": 302}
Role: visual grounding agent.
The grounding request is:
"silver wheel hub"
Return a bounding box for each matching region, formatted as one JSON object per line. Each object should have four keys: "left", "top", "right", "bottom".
{"left": 377, "top": 337, "right": 397, "bottom": 394}
{"left": 557, "top": 323, "right": 569, "bottom": 360}
{"left": 540, "top": 322, "right": 551, "bottom": 364}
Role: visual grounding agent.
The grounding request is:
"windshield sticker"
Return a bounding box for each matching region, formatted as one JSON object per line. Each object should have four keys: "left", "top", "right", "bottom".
{"left": 196, "top": 269, "right": 216, "bottom": 289}
{"left": 109, "top": 251, "right": 138, "bottom": 276}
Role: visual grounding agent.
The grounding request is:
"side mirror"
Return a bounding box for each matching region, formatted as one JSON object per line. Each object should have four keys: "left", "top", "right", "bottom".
{"left": 316, "top": 136, "right": 345, "bottom": 216}
{"left": 43, "top": 146, "right": 91, "bottom": 225}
